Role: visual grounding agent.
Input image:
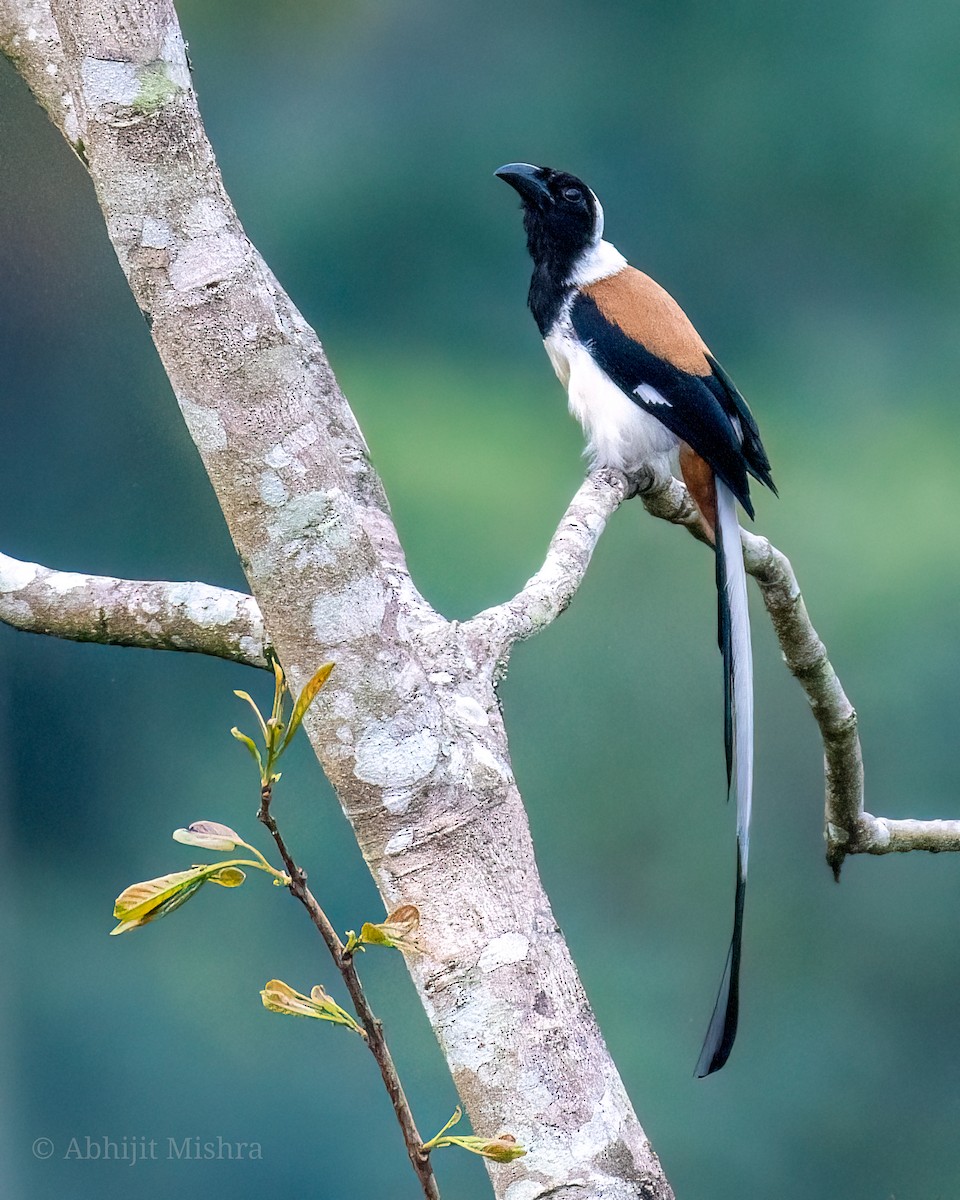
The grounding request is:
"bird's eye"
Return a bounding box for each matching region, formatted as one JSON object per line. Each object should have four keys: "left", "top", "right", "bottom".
{"left": 561, "top": 186, "right": 583, "bottom": 203}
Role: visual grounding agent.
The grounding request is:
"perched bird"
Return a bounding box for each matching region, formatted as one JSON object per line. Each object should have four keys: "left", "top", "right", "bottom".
{"left": 495, "top": 162, "right": 776, "bottom": 1076}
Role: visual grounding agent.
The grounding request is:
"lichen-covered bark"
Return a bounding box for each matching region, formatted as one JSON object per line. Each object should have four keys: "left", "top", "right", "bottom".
{"left": 0, "top": 551, "right": 267, "bottom": 665}
{"left": 0, "top": 2, "right": 674, "bottom": 1195}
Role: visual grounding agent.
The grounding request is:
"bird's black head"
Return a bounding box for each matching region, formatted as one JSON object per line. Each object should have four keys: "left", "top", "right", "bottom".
{"left": 495, "top": 162, "right": 602, "bottom": 280}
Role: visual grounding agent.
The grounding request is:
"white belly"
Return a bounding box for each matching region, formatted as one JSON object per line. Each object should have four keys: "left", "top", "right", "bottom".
{"left": 544, "top": 326, "right": 678, "bottom": 473}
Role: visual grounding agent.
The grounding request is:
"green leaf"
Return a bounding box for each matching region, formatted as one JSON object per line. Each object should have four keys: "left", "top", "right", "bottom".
{"left": 358, "top": 904, "right": 421, "bottom": 953}
{"left": 233, "top": 690, "right": 269, "bottom": 742}
{"left": 208, "top": 866, "right": 246, "bottom": 887}
{"left": 422, "top": 1107, "right": 525, "bottom": 1161}
{"left": 173, "top": 820, "right": 242, "bottom": 852}
{"left": 259, "top": 978, "right": 365, "bottom": 1036}
{"left": 113, "top": 867, "right": 209, "bottom": 921}
{"left": 230, "top": 727, "right": 264, "bottom": 774}
{"left": 110, "top": 868, "right": 210, "bottom": 934}
{"left": 282, "top": 662, "right": 334, "bottom": 750}
{"left": 441, "top": 1134, "right": 526, "bottom": 1163}
{"left": 111, "top": 860, "right": 250, "bottom": 935}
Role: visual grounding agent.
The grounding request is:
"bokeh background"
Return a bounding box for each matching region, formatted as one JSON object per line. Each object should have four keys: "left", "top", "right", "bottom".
{"left": 3, "top": 1, "right": 960, "bottom": 1197}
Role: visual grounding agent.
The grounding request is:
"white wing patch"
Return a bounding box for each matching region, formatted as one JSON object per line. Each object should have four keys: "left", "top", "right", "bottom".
{"left": 633, "top": 383, "right": 672, "bottom": 408}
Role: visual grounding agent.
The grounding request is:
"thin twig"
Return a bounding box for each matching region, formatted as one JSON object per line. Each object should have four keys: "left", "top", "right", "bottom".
{"left": 256, "top": 784, "right": 441, "bottom": 1200}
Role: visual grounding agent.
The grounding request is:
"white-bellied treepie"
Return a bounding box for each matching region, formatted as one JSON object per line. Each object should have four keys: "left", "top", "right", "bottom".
{"left": 495, "top": 162, "right": 776, "bottom": 1076}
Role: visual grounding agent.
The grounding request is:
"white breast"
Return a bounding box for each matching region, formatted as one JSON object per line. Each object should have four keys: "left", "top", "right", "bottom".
{"left": 544, "top": 320, "right": 678, "bottom": 474}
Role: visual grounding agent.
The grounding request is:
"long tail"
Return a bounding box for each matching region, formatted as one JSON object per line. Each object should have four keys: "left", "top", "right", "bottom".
{"left": 695, "top": 477, "right": 753, "bottom": 1078}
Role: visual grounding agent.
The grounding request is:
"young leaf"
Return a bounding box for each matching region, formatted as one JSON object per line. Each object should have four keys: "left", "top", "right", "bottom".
{"left": 233, "top": 690, "right": 269, "bottom": 742}
{"left": 230, "top": 727, "right": 264, "bottom": 774}
{"left": 309, "top": 984, "right": 363, "bottom": 1032}
{"left": 359, "top": 904, "right": 421, "bottom": 953}
{"left": 282, "top": 662, "right": 334, "bottom": 750}
{"left": 440, "top": 1133, "right": 526, "bottom": 1163}
{"left": 208, "top": 866, "right": 246, "bottom": 887}
{"left": 111, "top": 860, "right": 251, "bottom": 935}
{"left": 173, "top": 820, "right": 242, "bottom": 852}
{"left": 110, "top": 868, "right": 210, "bottom": 934}
{"left": 113, "top": 867, "right": 210, "bottom": 921}
{"left": 423, "top": 1107, "right": 526, "bottom": 1161}
{"left": 260, "top": 978, "right": 365, "bottom": 1036}
{"left": 271, "top": 658, "right": 286, "bottom": 707}
{"left": 342, "top": 929, "right": 364, "bottom": 956}
{"left": 260, "top": 979, "right": 318, "bottom": 1017}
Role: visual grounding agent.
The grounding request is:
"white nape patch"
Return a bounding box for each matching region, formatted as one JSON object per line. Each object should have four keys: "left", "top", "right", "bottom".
{"left": 633, "top": 382, "right": 672, "bottom": 407}
{"left": 566, "top": 238, "right": 627, "bottom": 287}
{"left": 544, "top": 321, "right": 678, "bottom": 473}
{"left": 477, "top": 932, "right": 530, "bottom": 974}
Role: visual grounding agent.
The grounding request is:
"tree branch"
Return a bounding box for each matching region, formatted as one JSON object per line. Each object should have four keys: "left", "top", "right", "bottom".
{"left": 633, "top": 463, "right": 960, "bottom": 874}
{"left": 0, "top": 550, "right": 268, "bottom": 667}
{"left": 1, "top": 5, "right": 674, "bottom": 1196}
{"left": 464, "top": 468, "right": 631, "bottom": 655}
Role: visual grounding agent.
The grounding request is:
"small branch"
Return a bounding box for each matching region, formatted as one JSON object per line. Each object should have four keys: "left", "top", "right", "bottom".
{"left": 633, "top": 465, "right": 867, "bottom": 872}
{"left": 635, "top": 463, "right": 714, "bottom": 545}
{"left": 256, "top": 785, "right": 440, "bottom": 1200}
{"left": 0, "top": 550, "right": 269, "bottom": 669}
{"left": 737, "top": 530, "right": 864, "bottom": 877}
{"left": 465, "top": 468, "right": 632, "bottom": 655}
{"left": 634, "top": 464, "right": 960, "bottom": 873}
{"left": 488, "top": 459, "right": 956, "bottom": 875}
{"left": 847, "top": 816, "right": 960, "bottom": 855}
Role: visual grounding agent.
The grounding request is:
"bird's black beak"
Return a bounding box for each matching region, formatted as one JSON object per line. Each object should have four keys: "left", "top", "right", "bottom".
{"left": 495, "top": 162, "right": 552, "bottom": 206}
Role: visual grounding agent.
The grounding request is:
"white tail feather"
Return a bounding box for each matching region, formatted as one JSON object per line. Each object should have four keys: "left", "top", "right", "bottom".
{"left": 716, "top": 480, "right": 753, "bottom": 869}
{"left": 695, "top": 479, "right": 755, "bottom": 1076}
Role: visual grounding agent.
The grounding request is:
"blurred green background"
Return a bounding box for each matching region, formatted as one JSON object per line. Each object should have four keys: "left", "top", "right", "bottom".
{"left": 3, "top": 1, "right": 960, "bottom": 1197}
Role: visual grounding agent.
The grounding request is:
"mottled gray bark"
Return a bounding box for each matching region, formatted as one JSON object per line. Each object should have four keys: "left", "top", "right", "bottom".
{"left": 0, "top": 550, "right": 267, "bottom": 666}
{"left": 0, "top": 2, "right": 671, "bottom": 1196}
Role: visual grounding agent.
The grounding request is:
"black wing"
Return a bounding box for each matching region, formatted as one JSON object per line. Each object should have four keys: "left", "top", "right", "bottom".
{"left": 706, "top": 354, "right": 776, "bottom": 495}
{"left": 571, "top": 292, "right": 774, "bottom": 514}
